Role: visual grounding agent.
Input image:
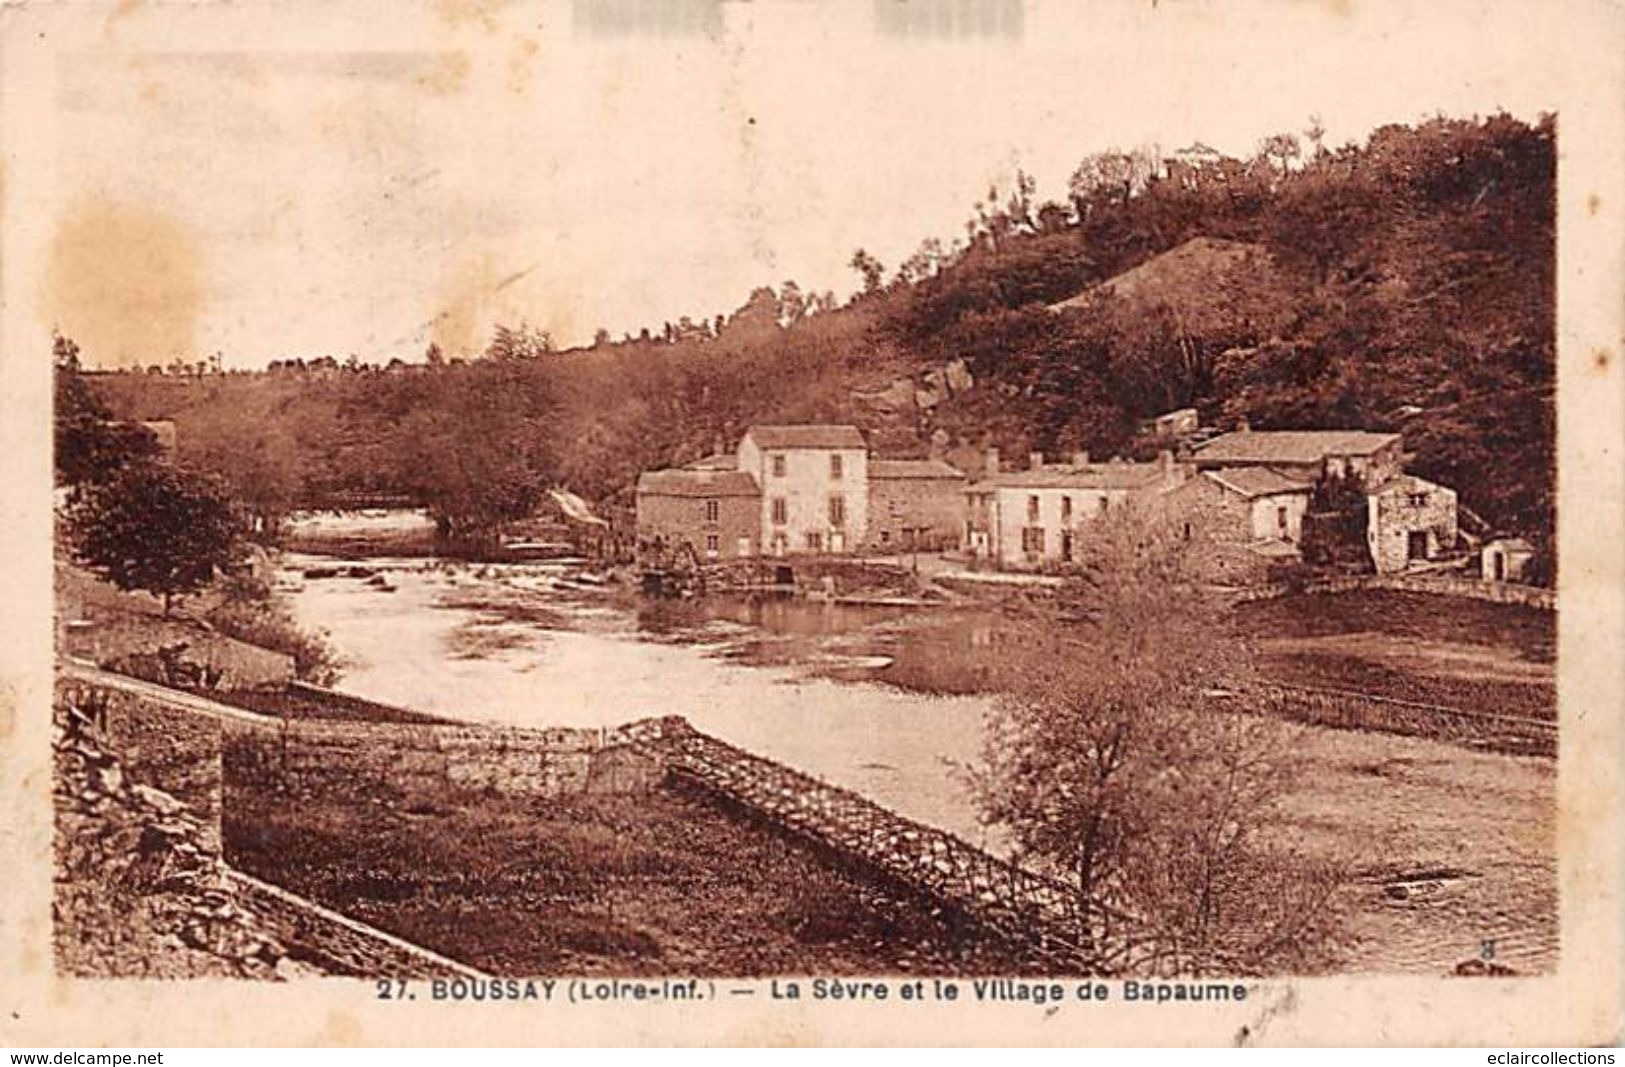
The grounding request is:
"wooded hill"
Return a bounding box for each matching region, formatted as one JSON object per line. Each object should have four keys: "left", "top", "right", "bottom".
{"left": 85, "top": 113, "right": 1555, "bottom": 549}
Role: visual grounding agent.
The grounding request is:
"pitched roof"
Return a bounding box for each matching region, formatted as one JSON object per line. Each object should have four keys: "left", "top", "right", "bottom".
{"left": 970, "top": 462, "right": 1167, "bottom": 491}
{"left": 635, "top": 469, "right": 760, "bottom": 498}
{"left": 1203, "top": 468, "right": 1313, "bottom": 499}
{"left": 869, "top": 458, "right": 965, "bottom": 480}
{"left": 683, "top": 453, "right": 737, "bottom": 471}
{"left": 743, "top": 424, "right": 867, "bottom": 450}
{"left": 1194, "top": 430, "right": 1400, "bottom": 465}
{"left": 1367, "top": 472, "right": 1453, "bottom": 497}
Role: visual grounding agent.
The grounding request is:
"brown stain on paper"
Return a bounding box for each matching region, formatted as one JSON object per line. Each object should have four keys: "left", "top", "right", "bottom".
{"left": 415, "top": 52, "right": 472, "bottom": 96}
{"left": 39, "top": 198, "right": 204, "bottom": 368}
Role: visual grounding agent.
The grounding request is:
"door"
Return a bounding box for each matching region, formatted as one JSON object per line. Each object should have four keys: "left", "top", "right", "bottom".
{"left": 1407, "top": 531, "right": 1429, "bottom": 561}
{"left": 1492, "top": 550, "right": 1506, "bottom": 581}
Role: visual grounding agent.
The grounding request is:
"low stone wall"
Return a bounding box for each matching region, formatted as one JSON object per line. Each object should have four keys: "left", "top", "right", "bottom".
{"left": 1237, "top": 573, "right": 1556, "bottom": 611}
{"left": 222, "top": 717, "right": 656, "bottom": 798}
{"left": 223, "top": 869, "right": 488, "bottom": 978}
{"left": 58, "top": 674, "right": 224, "bottom": 850}
{"left": 1258, "top": 681, "right": 1556, "bottom": 758}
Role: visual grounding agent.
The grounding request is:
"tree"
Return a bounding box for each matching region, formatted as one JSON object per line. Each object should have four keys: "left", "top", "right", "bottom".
{"left": 53, "top": 333, "right": 159, "bottom": 489}
{"left": 66, "top": 463, "right": 240, "bottom": 615}
{"left": 969, "top": 510, "right": 1341, "bottom": 973}
{"left": 848, "top": 248, "right": 885, "bottom": 296}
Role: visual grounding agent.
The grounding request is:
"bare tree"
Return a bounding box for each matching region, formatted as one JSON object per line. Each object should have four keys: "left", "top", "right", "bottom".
{"left": 969, "top": 508, "right": 1344, "bottom": 974}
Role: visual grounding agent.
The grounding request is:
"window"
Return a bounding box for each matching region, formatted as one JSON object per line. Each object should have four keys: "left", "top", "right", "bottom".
{"left": 830, "top": 454, "right": 843, "bottom": 480}
{"left": 805, "top": 531, "right": 823, "bottom": 552}
{"left": 771, "top": 454, "right": 786, "bottom": 477}
{"left": 1276, "top": 505, "right": 1288, "bottom": 533}
{"left": 880, "top": 530, "right": 891, "bottom": 544}
{"left": 1027, "top": 495, "right": 1040, "bottom": 522}
{"left": 1097, "top": 497, "right": 1109, "bottom": 515}
{"left": 705, "top": 533, "right": 720, "bottom": 556}
{"left": 1409, "top": 492, "right": 1429, "bottom": 507}
{"left": 1061, "top": 496, "right": 1072, "bottom": 521}
{"left": 704, "top": 499, "right": 719, "bottom": 523}
{"left": 1183, "top": 522, "right": 1192, "bottom": 541}
{"left": 1022, "top": 527, "right": 1045, "bottom": 554}
{"left": 828, "top": 494, "right": 846, "bottom": 526}
{"left": 771, "top": 497, "right": 787, "bottom": 525}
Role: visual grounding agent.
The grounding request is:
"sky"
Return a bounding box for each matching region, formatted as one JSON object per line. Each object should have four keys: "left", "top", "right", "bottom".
{"left": 3, "top": 0, "right": 1570, "bottom": 369}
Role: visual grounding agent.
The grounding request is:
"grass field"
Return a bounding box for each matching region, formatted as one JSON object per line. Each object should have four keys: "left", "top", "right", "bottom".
{"left": 1236, "top": 590, "right": 1555, "bottom": 719}
{"left": 222, "top": 756, "right": 1034, "bottom": 977}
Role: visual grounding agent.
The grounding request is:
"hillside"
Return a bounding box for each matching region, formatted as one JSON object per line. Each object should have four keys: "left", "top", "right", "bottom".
{"left": 82, "top": 113, "right": 1556, "bottom": 552}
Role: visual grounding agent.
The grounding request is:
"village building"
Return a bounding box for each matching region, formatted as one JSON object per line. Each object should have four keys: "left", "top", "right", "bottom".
{"left": 1157, "top": 467, "right": 1314, "bottom": 583}
{"left": 866, "top": 459, "right": 968, "bottom": 552}
{"left": 636, "top": 424, "right": 892, "bottom": 560}
{"left": 1366, "top": 473, "right": 1459, "bottom": 574}
{"left": 736, "top": 425, "right": 870, "bottom": 555}
{"left": 1138, "top": 407, "right": 1200, "bottom": 440}
{"left": 1191, "top": 424, "right": 1405, "bottom": 486}
{"left": 633, "top": 464, "right": 761, "bottom": 562}
{"left": 964, "top": 449, "right": 1186, "bottom": 569}
{"left": 1185, "top": 425, "right": 1459, "bottom": 575}
{"left": 1481, "top": 536, "right": 1536, "bottom": 584}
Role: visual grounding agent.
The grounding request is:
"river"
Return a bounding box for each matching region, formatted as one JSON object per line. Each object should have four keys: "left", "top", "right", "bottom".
{"left": 282, "top": 552, "right": 1559, "bottom": 975}
{"left": 283, "top": 555, "right": 1006, "bottom": 848}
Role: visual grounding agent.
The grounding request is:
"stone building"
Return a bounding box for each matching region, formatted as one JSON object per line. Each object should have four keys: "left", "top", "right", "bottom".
{"left": 1190, "top": 425, "right": 1459, "bottom": 575}
{"left": 1481, "top": 537, "right": 1536, "bottom": 584}
{"left": 964, "top": 449, "right": 1186, "bottom": 569}
{"left": 1157, "top": 468, "right": 1314, "bottom": 584}
{"left": 737, "top": 425, "right": 869, "bottom": 555}
{"left": 635, "top": 424, "right": 876, "bottom": 559}
{"left": 1192, "top": 426, "right": 1404, "bottom": 486}
{"left": 866, "top": 459, "right": 967, "bottom": 551}
{"left": 1366, "top": 474, "right": 1459, "bottom": 574}
{"left": 634, "top": 466, "right": 761, "bottom": 561}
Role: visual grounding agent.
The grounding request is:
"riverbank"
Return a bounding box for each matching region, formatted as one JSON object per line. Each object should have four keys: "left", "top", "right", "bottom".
{"left": 223, "top": 747, "right": 1035, "bottom": 976}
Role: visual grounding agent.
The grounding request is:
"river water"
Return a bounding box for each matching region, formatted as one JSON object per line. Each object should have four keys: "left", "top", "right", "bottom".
{"left": 282, "top": 553, "right": 1559, "bottom": 975}
{"left": 283, "top": 555, "right": 1006, "bottom": 847}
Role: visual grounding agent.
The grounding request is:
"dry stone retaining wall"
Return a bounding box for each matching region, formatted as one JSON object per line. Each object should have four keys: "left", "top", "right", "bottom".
{"left": 1236, "top": 572, "right": 1555, "bottom": 610}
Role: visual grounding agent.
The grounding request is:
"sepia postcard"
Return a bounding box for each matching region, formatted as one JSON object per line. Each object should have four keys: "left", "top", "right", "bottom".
{"left": 1, "top": 0, "right": 1621, "bottom": 1048}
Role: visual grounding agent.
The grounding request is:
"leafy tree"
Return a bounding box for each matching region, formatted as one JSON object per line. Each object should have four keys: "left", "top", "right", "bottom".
{"left": 53, "top": 334, "right": 158, "bottom": 488}
{"left": 969, "top": 510, "right": 1341, "bottom": 972}
{"left": 66, "top": 463, "right": 240, "bottom": 615}
{"left": 848, "top": 248, "right": 885, "bottom": 295}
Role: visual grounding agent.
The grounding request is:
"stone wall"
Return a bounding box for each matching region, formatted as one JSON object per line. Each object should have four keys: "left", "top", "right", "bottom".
{"left": 223, "top": 717, "right": 660, "bottom": 799}
{"left": 1236, "top": 572, "right": 1556, "bottom": 611}
{"left": 1158, "top": 476, "right": 1279, "bottom": 585}
{"left": 637, "top": 490, "right": 760, "bottom": 561}
{"left": 223, "top": 870, "right": 487, "bottom": 978}
{"left": 867, "top": 474, "right": 966, "bottom": 551}
{"left": 58, "top": 677, "right": 224, "bottom": 851}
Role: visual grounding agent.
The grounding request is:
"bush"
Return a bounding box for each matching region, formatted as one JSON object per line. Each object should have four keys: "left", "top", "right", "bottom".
{"left": 206, "top": 575, "right": 342, "bottom": 685}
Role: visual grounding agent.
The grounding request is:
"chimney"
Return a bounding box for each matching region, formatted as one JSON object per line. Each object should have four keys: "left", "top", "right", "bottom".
{"left": 1236, "top": 416, "right": 1251, "bottom": 433}
{"left": 1029, "top": 451, "right": 1045, "bottom": 471}
{"left": 1071, "top": 450, "right": 1091, "bottom": 468}
{"left": 985, "top": 447, "right": 1001, "bottom": 477}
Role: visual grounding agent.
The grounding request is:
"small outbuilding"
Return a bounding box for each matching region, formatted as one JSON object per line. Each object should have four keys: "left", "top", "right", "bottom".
{"left": 1481, "top": 537, "right": 1536, "bottom": 584}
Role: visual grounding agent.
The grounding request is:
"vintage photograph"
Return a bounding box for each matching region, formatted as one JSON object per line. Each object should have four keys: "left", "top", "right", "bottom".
{"left": 4, "top": 0, "right": 1616, "bottom": 1049}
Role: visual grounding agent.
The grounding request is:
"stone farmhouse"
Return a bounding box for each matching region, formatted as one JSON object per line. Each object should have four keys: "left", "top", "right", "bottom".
{"left": 635, "top": 425, "right": 969, "bottom": 560}
{"left": 1183, "top": 424, "right": 1459, "bottom": 575}
{"left": 964, "top": 449, "right": 1187, "bottom": 569}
